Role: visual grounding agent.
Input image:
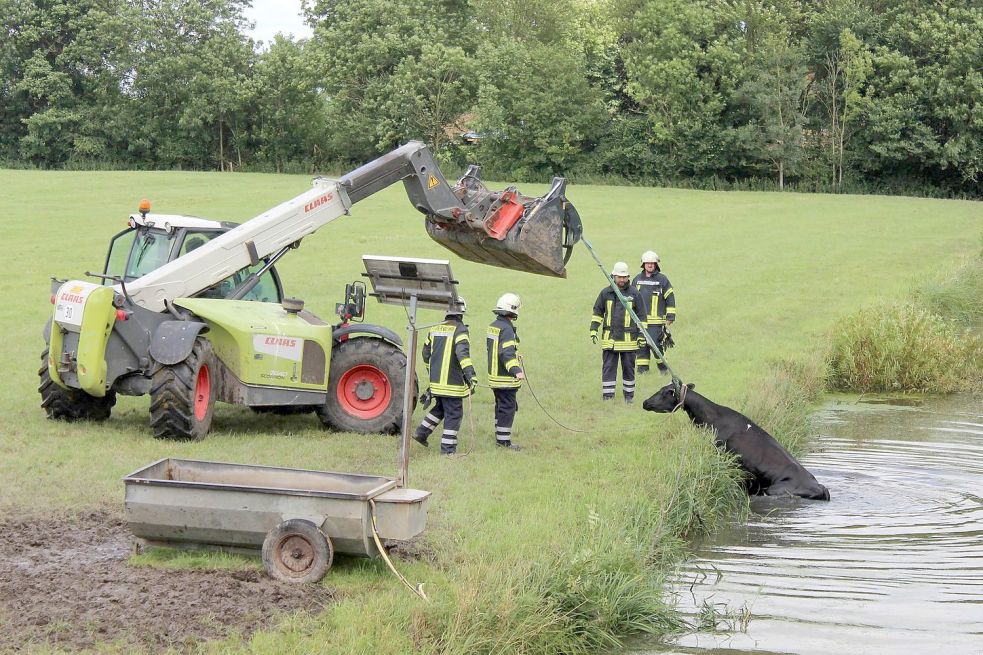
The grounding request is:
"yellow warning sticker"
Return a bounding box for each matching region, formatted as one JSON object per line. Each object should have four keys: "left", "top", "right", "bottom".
{"left": 427, "top": 174, "right": 439, "bottom": 189}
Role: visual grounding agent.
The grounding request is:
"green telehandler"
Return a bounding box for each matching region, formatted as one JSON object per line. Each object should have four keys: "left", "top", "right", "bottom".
{"left": 41, "top": 142, "right": 582, "bottom": 440}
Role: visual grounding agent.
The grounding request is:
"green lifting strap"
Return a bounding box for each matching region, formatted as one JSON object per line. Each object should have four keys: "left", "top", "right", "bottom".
{"left": 581, "top": 237, "right": 682, "bottom": 392}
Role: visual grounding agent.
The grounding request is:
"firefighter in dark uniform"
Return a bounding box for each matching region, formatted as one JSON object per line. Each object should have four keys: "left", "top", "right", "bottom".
{"left": 590, "top": 262, "right": 647, "bottom": 403}
{"left": 633, "top": 250, "right": 676, "bottom": 374}
{"left": 413, "top": 297, "right": 477, "bottom": 455}
{"left": 486, "top": 292, "right": 524, "bottom": 451}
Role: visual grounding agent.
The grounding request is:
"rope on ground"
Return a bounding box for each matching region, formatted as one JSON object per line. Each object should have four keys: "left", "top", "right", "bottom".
{"left": 580, "top": 237, "right": 684, "bottom": 392}
{"left": 517, "top": 355, "right": 589, "bottom": 433}
{"left": 368, "top": 498, "right": 429, "bottom": 602}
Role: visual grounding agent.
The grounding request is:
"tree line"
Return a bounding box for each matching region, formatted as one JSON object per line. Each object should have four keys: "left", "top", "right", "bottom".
{"left": 2, "top": 0, "right": 981, "bottom": 196}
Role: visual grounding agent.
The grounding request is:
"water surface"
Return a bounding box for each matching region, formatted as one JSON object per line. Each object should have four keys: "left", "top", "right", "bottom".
{"left": 641, "top": 394, "right": 983, "bottom": 654}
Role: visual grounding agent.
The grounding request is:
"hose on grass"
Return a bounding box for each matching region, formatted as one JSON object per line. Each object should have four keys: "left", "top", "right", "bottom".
{"left": 517, "top": 355, "right": 588, "bottom": 433}
{"left": 368, "top": 498, "right": 429, "bottom": 602}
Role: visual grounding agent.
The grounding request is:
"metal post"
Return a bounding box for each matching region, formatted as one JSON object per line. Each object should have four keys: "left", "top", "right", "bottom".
{"left": 398, "top": 294, "right": 419, "bottom": 488}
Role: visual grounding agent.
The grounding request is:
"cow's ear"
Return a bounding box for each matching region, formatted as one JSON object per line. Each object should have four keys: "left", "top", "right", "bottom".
{"left": 686, "top": 383, "right": 695, "bottom": 390}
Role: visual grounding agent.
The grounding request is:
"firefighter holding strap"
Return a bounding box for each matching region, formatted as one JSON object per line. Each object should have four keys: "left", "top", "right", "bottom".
{"left": 590, "top": 262, "right": 647, "bottom": 403}
{"left": 486, "top": 293, "right": 525, "bottom": 451}
{"left": 633, "top": 250, "right": 676, "bottom": 374}
{"left": 413, "top": 297, "right": 477, "bottom": 455}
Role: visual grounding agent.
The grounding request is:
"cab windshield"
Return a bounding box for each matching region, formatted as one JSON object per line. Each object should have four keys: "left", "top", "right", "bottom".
{"left": 104, "top": 227, "right": 282, "bottom": 302}
{"left": 105, "top": 228, "right": 179, "bottom": 282}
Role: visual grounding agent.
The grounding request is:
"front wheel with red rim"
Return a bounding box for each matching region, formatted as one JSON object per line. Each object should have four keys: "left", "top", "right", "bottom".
{"left": 149, "top": 338, "right": 217, "bottom": 440}
{"left": 336, "top": 364, "right": 392, "bottom": 419}
{"left": 317, "top": 338, "right": 414, "bottom": 434}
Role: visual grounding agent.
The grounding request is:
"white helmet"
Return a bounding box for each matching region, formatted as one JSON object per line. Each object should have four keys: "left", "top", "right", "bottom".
{"left": 447, "top": 296, "right": 467, "bottom": 316}
{"left": 610, "top": 261, "right": 631, "bottom": 277}
{"left": 641, "top": 250, "right": 660, "bottom": 264}
{"left": 494, "top": 292, "right": 521, "bottom": 316}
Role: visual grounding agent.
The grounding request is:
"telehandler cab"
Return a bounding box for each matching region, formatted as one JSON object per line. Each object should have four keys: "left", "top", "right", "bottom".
{"left": 41, "top": 142, "right": 582, "bottom": 440}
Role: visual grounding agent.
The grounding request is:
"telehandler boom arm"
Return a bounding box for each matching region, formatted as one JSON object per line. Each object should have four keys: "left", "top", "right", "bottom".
{"left": 119, "top": 142, "right": 581, "bottom": 312}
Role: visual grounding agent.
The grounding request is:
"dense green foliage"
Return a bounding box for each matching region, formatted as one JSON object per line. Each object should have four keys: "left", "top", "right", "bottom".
{"left": 2, "top": 0, "right": 982, "bottom": 195}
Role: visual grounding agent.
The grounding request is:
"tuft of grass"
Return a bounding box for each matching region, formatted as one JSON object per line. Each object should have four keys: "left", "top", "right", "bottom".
{"left": 694, "top": 598, "right": 752, "bottom": 634}
{"left": 740, "top": 355, "right": 829, "bottom": 455}
{"left": 828, "top": 303, "right": 980, "bottom": 393}
{"left": 915, "top": 235, "right": 983, "bottom": 331}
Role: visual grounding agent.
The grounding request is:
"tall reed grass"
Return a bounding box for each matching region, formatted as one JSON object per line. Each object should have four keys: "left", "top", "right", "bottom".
{"left": 829, "top": 241, "right": 983, "bottom": 394}
{"left": 828, "top": 303, "right": 981, "bottom": 393}
{"left": 916, "top": 237, "right": 983, "bottom": 331}
{"left": 739, "top": 355, "right": 828, "bottom": 455}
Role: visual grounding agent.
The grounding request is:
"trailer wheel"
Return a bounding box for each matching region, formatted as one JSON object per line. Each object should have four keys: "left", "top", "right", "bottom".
{"left": 149, "top": 338, "right": 216, "bottom": 440}
{"left": 317, "top": 338, "right": 415, "bottom": 434}
{"left": 262, "top": 519, "right": 332, "bottom": 584}
{"left": 38, "top": 349, "right": 116, "bottom": 421}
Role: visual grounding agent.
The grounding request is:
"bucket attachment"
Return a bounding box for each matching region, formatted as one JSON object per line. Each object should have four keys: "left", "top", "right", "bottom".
{"left": 425, "top": 170, "right": 583, "bottom": 278}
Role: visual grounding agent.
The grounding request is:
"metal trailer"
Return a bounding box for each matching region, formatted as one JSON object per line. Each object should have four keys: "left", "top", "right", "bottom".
{"left": 123, "top": 457, "right": 430, "bottom": 583}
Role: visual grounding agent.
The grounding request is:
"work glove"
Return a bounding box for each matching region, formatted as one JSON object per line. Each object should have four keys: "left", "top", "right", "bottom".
{"left": 590, "top": 332, "right": 598, "bottom": 345}
{"left": 661, "top": 329, "right": 675, "bottom": 350}
{"left": 419, "top": 389, "right": 433, "bottom": 409}
{"left": 467, "top": 377, "right": 478, "bottom": 395}
{"left": 636, "top": 337, "right": 647, "bottom": 349}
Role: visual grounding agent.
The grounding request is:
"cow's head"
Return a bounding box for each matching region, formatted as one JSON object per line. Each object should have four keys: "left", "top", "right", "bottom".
{"left": 642, "top": 382, "right": 694, "bottom": 413}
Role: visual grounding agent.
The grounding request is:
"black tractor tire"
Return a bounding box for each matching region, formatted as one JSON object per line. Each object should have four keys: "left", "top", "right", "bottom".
{"left": 262, "top": 519, "right": 332, "bottom": 584}
{"left": 149, "top": 338, "right": 216, "bottom": 441}
{"left": 317, "top": 337, "right": 415, "bottom": 434}
{"left": 38, "top": 349, "right": 116, "bottom": 422}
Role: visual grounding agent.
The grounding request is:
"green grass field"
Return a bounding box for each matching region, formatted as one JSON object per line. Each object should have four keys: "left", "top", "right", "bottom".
{"left": 1, "top": 169, "right": 980, "bottom": 653}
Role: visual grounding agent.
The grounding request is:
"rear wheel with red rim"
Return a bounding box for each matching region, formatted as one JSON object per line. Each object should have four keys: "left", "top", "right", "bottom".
{"left": 317, "top": 338, "right": 413, "bottom": 434}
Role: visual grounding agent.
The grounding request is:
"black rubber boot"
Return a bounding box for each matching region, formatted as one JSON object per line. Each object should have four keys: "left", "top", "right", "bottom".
{"left": 496, "top": 440, "right": 522, "bottom": 451}
{"left": 624, "top": 394, "right": 634, "bottom": 405}
{"left": 412, "top": 432, "right": 429, "bottom": 447}
{"left": 602, "top": 395, "right": 614, "bottom": 401}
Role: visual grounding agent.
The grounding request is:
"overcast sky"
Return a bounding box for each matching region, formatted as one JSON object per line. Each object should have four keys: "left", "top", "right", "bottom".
{"left": 243, "top": 0, "right": 314, "bottom": 46}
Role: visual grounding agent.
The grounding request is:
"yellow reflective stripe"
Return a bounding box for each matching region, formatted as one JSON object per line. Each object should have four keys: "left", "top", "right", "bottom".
{"left": 665, "top": 288, "right": 674, "bottom": 297}
{"left": 459, "top": 357, "right": 474, "bottom": 369}
{"left": 455, "top": 333, "right": 469, "bottom": 344}
{"left": 437, "top": 334, "right": 452, "bottom": 386}
{"left": 504, "top": 358, "right": 519, "bottom": 369}
{"left": 502, "top": 340, "right": 517, "bottom": 349}
{"left": 429, "top": 383, "right": 469, "bottom": 397}
{"left": 489, "top": 379, "right": 521, "bottom": 388}
{"left": 487, "top": 330, "right": 499, "bottom": 376}
{"left": 591, "top": 314, "right": 603, "bottom": 323}
{"left": 488, "top": 374, "right": 519, "bottom": 382}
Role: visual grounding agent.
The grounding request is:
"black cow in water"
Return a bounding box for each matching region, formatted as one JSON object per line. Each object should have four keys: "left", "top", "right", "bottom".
{"left": 642, "top": 383, "right": 830, "bottom": 501}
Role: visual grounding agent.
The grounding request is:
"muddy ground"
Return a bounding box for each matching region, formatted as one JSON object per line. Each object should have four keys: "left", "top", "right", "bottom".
{"left": 0, "top": 511, "right": 334, "bottom": 652}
